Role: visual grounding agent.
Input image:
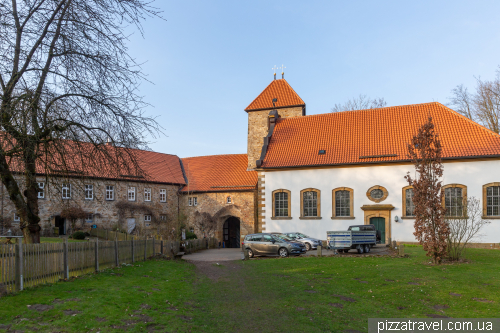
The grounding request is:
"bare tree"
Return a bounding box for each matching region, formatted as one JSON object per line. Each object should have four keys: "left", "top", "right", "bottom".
{"left": 449, "top": 71, "right": 500, "bottom": 133}
{"left": 0, "top": 1, "right": 162, "bottom": 243}
{"left": 331, "top": 95, "right": 387, "bottom": 113}
{"left": 405, "top": 117, "right": 449, "bottom": 264}
{"left": 447, "top": 196, "right": 490, "bottom": 261}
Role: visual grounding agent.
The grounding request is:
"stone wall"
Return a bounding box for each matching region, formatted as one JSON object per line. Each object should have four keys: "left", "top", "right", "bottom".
{"left": 180, "top": 190, "right": 256, "bottom": 242}
{"left": 246, "top": 106, "right": 304, "bottom": 170}
{"left": 0, "top": 176, "right": 180, "bottom": 235}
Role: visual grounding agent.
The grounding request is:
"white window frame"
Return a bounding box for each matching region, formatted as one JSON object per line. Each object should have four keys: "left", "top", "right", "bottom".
{"left": 226, "top": 196, "right": 232, "bottom": 204}
{"left": 144, "top": 188, "right": 151, "bottom": 202}
{"left": 160, "top": 214, "right": 167, "bottom": 221}
{"left": 85, "top": 214, "right": 93, "bottom": 223}
{"left": 160, "top": 189, "right": 167, "bottom": 202}
{"left": 62, "top": 183, "right": 71, "bottom": 199}
{"left": 128, "top": 187, "right": 136, "bottom": 201}
{"left": 106, "top": 185, "right": 114, "bottom": 201}
{"left": 193, "top": 197, "right": 198, "bottom": 206}
{"left": 37, "top": 182, "right": 45, "bottom": 199}
{"left": 85, "top": 184, "right": 94, "bottom": 200}
{"left": 13, "top": 213, "right": 20, "bottom": 222}
{"left": 144, "top": 215, "right": 152, "bottom": 222}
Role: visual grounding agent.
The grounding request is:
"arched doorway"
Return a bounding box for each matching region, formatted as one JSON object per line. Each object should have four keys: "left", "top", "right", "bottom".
{"left": 222, "top": 217, "right": 240, "bottom": 248}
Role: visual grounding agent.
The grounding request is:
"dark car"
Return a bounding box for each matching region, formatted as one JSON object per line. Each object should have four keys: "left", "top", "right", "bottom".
{"left": 243, "top": 233, "right": 306, "bottom": 258}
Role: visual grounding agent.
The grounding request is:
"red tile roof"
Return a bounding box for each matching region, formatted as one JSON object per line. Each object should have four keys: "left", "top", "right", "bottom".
{"left": 1, "top": 135, "right": 186, "bottom": 185}
{"left": 245, "top": 79, "right": 305, "bottom": 111}
{"left": 261, "top": 102, "right": 500, "bottom": 168}
{"left": 181, "top": 154, "right": 257, "bottom": 192}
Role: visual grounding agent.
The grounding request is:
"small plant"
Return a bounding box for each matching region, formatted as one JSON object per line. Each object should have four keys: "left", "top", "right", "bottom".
{"left": 185, "top": 231, "right": 197, "bottom": 240}
{"left": 72, "top": 231, "right": 86, "bottom": 240}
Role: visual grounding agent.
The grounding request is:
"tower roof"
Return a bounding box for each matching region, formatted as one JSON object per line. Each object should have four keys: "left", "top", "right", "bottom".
{"left": 244, "top": 79, "right": 305, "bottom": 112}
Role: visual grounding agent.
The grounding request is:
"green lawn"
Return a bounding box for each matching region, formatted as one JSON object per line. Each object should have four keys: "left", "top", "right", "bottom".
{"left": 40, "top": 237, "right": 86, "bottom": 243}
{"left": 0, "top": 247, "right": 499, "bottom": 332}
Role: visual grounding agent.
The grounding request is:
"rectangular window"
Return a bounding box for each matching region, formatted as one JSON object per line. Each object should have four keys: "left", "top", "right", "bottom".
{"left": 405, "top": 188, "right": 415, "bottom": 216}
{"left": 62, "top": 183, "right": 71, "bottom": 199}
{"left": 486, "top": 186, "right": 500, "bottom": 216}
{"left": 160, "top": 214, "right": 167, "bottom": 221}
{"left": 85, "top": 184, "right": 93, "bottom": 200}
{"left": 303, "top": 191, "right": 318, "bottom": 217}
{"left": 193, "top": 197, "right": 198, "bottom": 206}
{"left": 144, "top": 188, "right": 151, "bottom": 202}
{"left": 106, "top": 185, "right": 114, "bottom": 201}
{"left": 13, "top": 213, "right": 20, "bottom": 222}
{"left": 37, "top": 182, "right": 45, "bottom": 199}
{"left": 160, "top": 189, "right": 167, "bottom": 202}
{"left": 335, "top": 190, "right": 350, "bottom": 217}
{"left": 445, "top": 187, "right": 463, "bottom": 217}
{"left": 274, "top": 192, "right": 289, "bottom": 217}
{"left": 144, "top": 215, "right": 152, "bottom": 223}
{"left": 128, "top": 187, "right": 136, "bottom": 201}
{"left": 86, "top": 214, "right": 93, "bottom": 223}
{"left": 188, "top": 197, "right": 192, "bottom": 206}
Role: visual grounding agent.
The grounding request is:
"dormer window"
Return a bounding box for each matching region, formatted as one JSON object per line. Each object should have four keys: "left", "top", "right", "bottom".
{"left": 319, "top": 150, "right": 326, "bottom": 155}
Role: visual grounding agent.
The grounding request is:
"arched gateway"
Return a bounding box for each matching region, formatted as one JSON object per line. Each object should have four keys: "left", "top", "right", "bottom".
{"left": 222, "top": 216, "right": 240, "bottom": 248}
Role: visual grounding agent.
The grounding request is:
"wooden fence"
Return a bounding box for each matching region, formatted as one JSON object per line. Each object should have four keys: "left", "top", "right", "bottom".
{"left": 0, "top": 237, "right": 217, "bottom": 294}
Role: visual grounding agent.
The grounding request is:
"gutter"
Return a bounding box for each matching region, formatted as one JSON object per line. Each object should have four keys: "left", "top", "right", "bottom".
{"left": 260, "top": 154, "right": 500, "bottom": 170}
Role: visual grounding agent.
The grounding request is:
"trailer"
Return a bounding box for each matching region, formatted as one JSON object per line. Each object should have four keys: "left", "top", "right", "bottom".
{"left": 327, "top": 229, "right": 376, "bottom": 254}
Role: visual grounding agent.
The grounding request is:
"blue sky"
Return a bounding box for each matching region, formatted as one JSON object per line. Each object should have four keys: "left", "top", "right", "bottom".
{"left": 128, "top": 1, "right": 500, "bottom": 157}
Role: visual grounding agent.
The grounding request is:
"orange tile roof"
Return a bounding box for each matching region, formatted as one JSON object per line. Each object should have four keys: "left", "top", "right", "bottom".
{"left": 245, "top": 79, "right": 305, "bottom": 111}
{"left": 261, "top": 102, "right": 500, "bottom": 168}
{"left": 181, "top": 154, "right": 257, "bottom": 192}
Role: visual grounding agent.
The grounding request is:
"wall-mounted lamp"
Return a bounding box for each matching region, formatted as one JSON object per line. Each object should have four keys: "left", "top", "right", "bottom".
{"left": 394, "top": 216, "right": 399, "bottom": 223}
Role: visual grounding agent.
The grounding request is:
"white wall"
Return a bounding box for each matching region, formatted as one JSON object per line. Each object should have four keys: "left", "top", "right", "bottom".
{"left": 263, "top": 159, "right": 500, "bottom": 243}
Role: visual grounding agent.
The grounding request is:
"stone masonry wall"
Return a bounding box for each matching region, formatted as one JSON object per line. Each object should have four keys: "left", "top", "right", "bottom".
{"left": 246, "top": 106, "right": 304, "bottom": 170}
{"left": 180, "top": 191, "right": 256, "bottom": 243}
{"left": 0, "top": 176, "right": 180, "bottom": 235}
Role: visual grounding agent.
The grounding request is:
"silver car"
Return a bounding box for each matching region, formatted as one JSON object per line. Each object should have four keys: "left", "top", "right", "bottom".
{"left": 283, "top": 232, "right": 322, "bottom": 251}
{"left": 243, "top": 233, "right": 306, "bottom": 258}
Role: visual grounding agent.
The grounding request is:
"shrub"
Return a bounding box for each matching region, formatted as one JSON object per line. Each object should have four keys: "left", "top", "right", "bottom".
{"left": 185, "top": 231, "right": 197, "bottom": 240}
{"left": 72, "top": 231, "right": 86, "bottom": 240}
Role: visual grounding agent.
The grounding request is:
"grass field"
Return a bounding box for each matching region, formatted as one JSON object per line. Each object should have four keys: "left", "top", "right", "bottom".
{"left": 0, "top": 246, "right": 499, "bottom": 332}
{"left": 40, "top": 237, "right": 87, "bottom": 243}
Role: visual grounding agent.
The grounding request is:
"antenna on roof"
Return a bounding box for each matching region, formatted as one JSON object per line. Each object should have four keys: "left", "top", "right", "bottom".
{"left": 280, "top": 64, "right": 286, "bottom": 79}
{"left": 272, "top": 65, "right": 277, "bottom": 80}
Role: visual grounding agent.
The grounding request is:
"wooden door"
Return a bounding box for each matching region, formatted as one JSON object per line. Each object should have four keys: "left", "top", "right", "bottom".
{"left": 370, "top": 217, "right": 385, "bottom": 244}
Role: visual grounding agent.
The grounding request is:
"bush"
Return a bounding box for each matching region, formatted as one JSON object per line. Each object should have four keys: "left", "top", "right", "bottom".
{"left": 185, "top": 231, "right": 197, "bottom": 240}
{"left": 72, "top": 231, "right": 86, "bottom": 240}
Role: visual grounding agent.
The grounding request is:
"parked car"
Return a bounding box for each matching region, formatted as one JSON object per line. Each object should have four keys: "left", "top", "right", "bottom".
{"left": 282, "top": 232, "right": 323, "bottom": 251}
{"left": 347, "top": 225, "right": 381, "bottom": 244}
{"left": 242, "top": 233, "right": 306, "bottom": 258}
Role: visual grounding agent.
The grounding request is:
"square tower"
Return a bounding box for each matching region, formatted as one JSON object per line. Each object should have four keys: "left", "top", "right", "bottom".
{"left": 245, "top": 78, "right": 306, "bottom": 170}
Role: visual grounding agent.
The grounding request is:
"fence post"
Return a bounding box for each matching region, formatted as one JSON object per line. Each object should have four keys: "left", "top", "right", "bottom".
{"left": 95, "top": 238, "right": 99, "bottom": 272}
{"left": 152, "top": 238, "right": 155, "bottom": 257}
{"left": 161, "top": 240, "right": 164, "bottom": 255}
{"left": 115, "top": 239, "right": 119, "bottom": 267}
{"left": 144, "top": 237, "right": 147, "bottom": 261}
{"left": 63, "top": 238, "right": 69, "bottom": 279}
{"left": 106, "top": 229, "right": 108, "bottom": 241}
{"left": 132, "top": 237, "right": 135, "bottom": 263}
{"left": 15, "top": 238, "right": 23, "bottom": 292}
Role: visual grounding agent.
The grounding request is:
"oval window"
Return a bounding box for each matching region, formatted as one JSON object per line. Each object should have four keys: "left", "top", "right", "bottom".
{"left": 370, "top": 189, "right": 384, "bottom": 199}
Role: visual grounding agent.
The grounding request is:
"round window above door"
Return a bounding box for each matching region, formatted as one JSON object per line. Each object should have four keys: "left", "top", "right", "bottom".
{"left": 366, "top": 185, "right": 389, "bottom": 203}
